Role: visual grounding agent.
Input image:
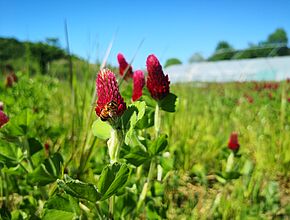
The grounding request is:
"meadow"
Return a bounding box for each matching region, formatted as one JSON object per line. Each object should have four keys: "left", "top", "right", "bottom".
{"left": 0, "top": 58, "right": 289, "bottom": 219}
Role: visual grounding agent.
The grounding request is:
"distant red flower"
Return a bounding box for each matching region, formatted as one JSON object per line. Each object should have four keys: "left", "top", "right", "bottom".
{"left": 117, "top": 53, "right": 133, "bottom": 80}
{"left": 5, "top": 75, "right": 14, "bottom": 87}
{"left": 268, "top": 92, "right": 273, "bottom": 100}
{"left": 0, "top": 111, "right": 9, "bottom": 128}
{"left": 132, "top": 70, "right": 145, "bottom": 101}
{"left": 247, "top": 96, "right": 254, "bottom": 103}
{"left": 95, "top": 69, "right": 126, "bottom": 122}
{"left": 146, "top": 54, "right": 170, "bottom": 100}
{"left": 0, "top": 102, "right": 3, "bottom": 111}
{"left": 228, "top": 132, "right": 240, "bottom": 152}
{"left": 44, "top": 142, "right": 50, "bottom": 151}
{"left": 5, "top": 73, "right": 18, "bottom": 87}
{"left": 287, "top": 97, "right": 290, "bottom": 103}
{"left": 244, "top": 94, "right": 254, "bottom": 103}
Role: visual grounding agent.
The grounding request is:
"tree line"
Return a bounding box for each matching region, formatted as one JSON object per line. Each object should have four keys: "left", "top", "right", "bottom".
{"left": 165, "top": 28, "right": 290, "bottom": 67}
{"left": 0, "top": 37, "right": 80, "bottom": 74}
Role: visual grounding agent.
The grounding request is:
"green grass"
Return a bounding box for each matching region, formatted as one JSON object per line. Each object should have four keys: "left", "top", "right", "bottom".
{"left": 0, "top": 69, "right": 289, "bottom": 219}
{"left": 164, "top": 82, "right": 290, "bottom": 218}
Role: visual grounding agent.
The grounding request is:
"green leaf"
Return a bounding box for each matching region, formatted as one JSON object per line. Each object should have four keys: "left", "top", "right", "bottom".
{"left": 125, "top": 101, "right": 148, "bottom": 145}
{"left": 0, "top": 142, "right": 22, "bottom": 168}
{"left": 28, "top": 138, "right": 43, "bottom": 156}
{"left": 92, "top": 119, "right": 112, "bottom": 140}
{"left": 98, "top": 162, "right": 130, "bottom": 200}
{"left": 43, "top": 194, "right": 81, "bottom": 218}
{"left": 159, "top": 93, "right": 178, "bottom": 112}
{"left": 43, "top": 210, "right": 75, "bottom": 220}
{"left": 140, "top": 90, "right": 156, "bottom": 108}
{"left": 57, "top": 175, "right": 102, "bottom": 202}
{"left": 122, "top": 101, "right": 146, "bottom": 130}
{"left": 121, "top": 106, "right": 138, "bottom": 130}
{"left": 27, "top": 153, "right": 63, "bottom": 186}
{"left": 133, "top": 101, "right": 146, "bottom": 122}
{"left": 124, "top": 146, "right": 150, "bottom": 166}
{"left": 148, "top": 134, "right": 168, "bottom": 156}
{"left": 135, "top": 107, "right": 154, "bottom": 129}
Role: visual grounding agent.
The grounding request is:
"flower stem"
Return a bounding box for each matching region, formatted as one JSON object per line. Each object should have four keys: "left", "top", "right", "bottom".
{"left": 109, "top": 195, "right": 115, "bottom": 219}
{"left": 136, "top": 158, "right": 155, "bottom": 211}
{"left": 154, "top": 104, "right": 161, "bottom": 138}
{"left": 107, "top": 128, "right": 123, "bottom": 218}
{"left": 137, "top": 103, "right": 160, "bottom": 212}
{"left": 107, "top": 129, "right": 123, "bottom": 164}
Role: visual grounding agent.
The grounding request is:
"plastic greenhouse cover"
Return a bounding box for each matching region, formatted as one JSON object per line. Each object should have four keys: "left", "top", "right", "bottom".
{"left": 165, "top": 56, "right": 290, "bottom": 83}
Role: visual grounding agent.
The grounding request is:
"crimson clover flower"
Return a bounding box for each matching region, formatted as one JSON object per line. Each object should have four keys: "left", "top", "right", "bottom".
{"left": 5, "top": 73, "right": 18, "bottom": 87}
{"left": 6, "top": 74, "right": 14, "bottom": 87}
{"left": 146, "top": 54, "right": 170, "bottom": 100}
{"left": 228, "top": 132, "right": 240, "bottom": 152}
{"left": 0, "top": 111, "right": 9, "bottom": 128}
{"left": 117, "top": 53, "right": 133, "bottom": 80}
{"left": 132, "top": 70, "right": 145, "bottom": 102}
{"left": 95, "top": 68, "right": 126, "bottom": 122}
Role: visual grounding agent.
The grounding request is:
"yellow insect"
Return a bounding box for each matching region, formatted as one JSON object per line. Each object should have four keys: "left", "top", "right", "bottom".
{"left": 100, "top": 100, "right": 118, "bottom": 121}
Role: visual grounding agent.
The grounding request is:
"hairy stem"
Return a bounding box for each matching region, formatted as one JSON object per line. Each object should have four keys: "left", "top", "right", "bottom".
{"left": 108, "top": 128, "right": 123, "bottom": 218}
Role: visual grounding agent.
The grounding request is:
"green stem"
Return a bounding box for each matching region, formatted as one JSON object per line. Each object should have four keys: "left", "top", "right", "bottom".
{"left": 137, "top": 103, "right": 160, "bottom": 211}
{"left": 108, "top": 129, "right": 123, "bottom": 164}
{"left": 109, "top": 195, "right": 115, "bottom": 219}
{"left": 107, "top": 128, "right": 123, "bottom": 218}
{"left": 22, "top": 136, "right": 34, "bottom": 171}
{"left": 136, "top": 159, "right": 155, "bottom": 211}
{"left": 154, "top": 104, "right": 161, "bottom": 138}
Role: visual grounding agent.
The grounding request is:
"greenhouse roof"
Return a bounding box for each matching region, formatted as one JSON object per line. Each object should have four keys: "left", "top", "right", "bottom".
{"left": 165, "top": 56, "right": 290, "bottom": 82}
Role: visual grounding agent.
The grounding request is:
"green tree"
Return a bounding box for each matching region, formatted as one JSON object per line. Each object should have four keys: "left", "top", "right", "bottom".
{"left": 164, "top": 58, "right": 182, "bottom": 68}
{"left": 29, "top": 42, "right": 65, "bottom": 74}
{"left": 45, "top": 37, "right": 61, "bottom": 48}
{"left": 188, "top": 53, "right": 205, "bottom": 63}
{"left": 215, "top": 41, "right": 233, "bottom": 52}
{"left": 267, "top": 28, "right": 288, "bottom": 45}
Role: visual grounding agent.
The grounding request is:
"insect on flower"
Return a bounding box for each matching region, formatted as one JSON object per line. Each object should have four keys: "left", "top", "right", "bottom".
{"left": 95, "top": 68, "right": 126, "bottom": 123}
{"left": 99, "top": 100, "right": 119, "bottom": 121}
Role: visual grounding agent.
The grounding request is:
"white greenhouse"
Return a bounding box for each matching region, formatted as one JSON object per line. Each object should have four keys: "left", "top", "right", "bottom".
{"left": 165, "top": 56, "right": 290, "bottom": 83}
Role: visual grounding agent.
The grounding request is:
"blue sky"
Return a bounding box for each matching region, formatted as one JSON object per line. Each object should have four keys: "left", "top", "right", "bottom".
{"left": 1, "top": 0, "right": 290, "bottom": 69}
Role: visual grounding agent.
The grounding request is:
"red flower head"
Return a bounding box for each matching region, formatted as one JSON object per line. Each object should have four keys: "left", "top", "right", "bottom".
{"left": 132, "top": 70, "right": 145, "bottom": 101}
{"left": 228, "top": 132, "right": 240, "bottom": 152}
{"left": 5, "top": 73, "right": 18, "bottom": 87}
{"left": 5, "top": 74, "right": 14, "bottom": 87}
{"left": 44, "top": 142, "right": 50, "bottom": 151}
{"left": 0, "top": 111, "right": 9, "bottom": 128}
{"left": 95, "top": 69, "right": 126, "bottom": 122}
{"left": 268, "top": 92, "right": 273, "bottom": 100}
{"left": 117, "top": 53, "right": 133, "bottom": 80}
{"left": 146, "top": 54, "right": 170, "bottom": 100}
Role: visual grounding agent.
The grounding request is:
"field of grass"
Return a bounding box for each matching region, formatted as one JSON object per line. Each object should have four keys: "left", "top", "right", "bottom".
{"left": 0, "top": 68, "right": 289, "bottom": 219}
